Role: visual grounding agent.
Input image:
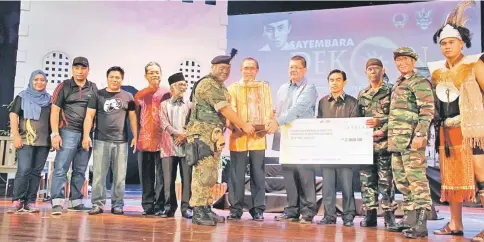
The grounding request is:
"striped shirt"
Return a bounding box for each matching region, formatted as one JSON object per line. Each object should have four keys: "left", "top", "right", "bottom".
{"left": 159, "top": 97, "right": 191, "bottom": 158}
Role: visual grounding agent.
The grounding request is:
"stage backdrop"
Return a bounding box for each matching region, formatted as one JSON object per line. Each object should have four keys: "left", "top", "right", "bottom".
{"left": 226, "top": 0, "right": 482, "bottom": 158}
{"left": 15, "top": 0, "right": 227, "bottom": 97}
{"left": 15, "top": 0, "right": 228, "bottom": 184}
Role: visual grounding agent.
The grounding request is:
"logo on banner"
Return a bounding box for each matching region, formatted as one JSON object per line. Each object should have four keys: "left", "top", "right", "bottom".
{"left": 416, "top": 8, "right": 433, "bottom": 30}
{"left": 393, "top": 13, "right": 408, "bottom": 28}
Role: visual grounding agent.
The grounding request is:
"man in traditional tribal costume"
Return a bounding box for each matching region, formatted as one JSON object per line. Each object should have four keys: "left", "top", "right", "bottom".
{"left": 427, "top": 1, "right": 484, "bottom": 241}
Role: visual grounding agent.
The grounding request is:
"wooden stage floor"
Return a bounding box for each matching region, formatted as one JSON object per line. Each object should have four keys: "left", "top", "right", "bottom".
{"left": 0, "top": 198, "right": 483, "bottom": 242}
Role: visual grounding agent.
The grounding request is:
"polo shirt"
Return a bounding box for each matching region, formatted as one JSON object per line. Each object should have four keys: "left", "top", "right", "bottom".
{"left": 51, "top": 78, "right": 98, "bottom": 132}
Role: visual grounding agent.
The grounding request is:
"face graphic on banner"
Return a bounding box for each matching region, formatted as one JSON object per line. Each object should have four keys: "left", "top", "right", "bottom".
{"left": 259, "top": 19, "right": 295, "bottom": 51}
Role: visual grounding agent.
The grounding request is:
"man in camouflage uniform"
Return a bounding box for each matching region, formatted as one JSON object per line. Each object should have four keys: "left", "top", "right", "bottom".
{"left": 357, "top": 58, "right": 397, "bottom": 228}
{"left": 186, "top": 49, "right": 255, "bottom": 226}
{"left": 387, "top": 47, "right": 434, "bottom": 239}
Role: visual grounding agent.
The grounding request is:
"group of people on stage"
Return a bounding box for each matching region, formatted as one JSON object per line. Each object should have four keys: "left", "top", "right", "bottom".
{"left": 4, "top": 1, "right": 484, "bottom": 241}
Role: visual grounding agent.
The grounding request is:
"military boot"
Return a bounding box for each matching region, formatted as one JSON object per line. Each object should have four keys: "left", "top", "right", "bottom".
{"left": 403, "top": 209, "right": 428, "bottom": 239}
{"left": 192, "top": 207, "right": 216, "bottom": 226}
{"left": 387, "top": 210, "right": 417, "bottom": 232}
{"left": 383, "top": 210, "right": 397, "bottom": 228}
{"left": 205, "top": 206, "right": 226, "bottom": 223}
{"left": 360, "top": 209, "right": 377, "bottom": 227}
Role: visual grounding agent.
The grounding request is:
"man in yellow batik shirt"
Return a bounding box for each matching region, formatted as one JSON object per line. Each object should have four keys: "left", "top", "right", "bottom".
{"left": 226, "top": 58, "right": 273, "bottom": 221}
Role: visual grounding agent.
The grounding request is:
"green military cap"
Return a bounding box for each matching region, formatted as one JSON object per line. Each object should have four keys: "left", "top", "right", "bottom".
{"left": 393, "top": 47, "right": 419, "bottom": 61}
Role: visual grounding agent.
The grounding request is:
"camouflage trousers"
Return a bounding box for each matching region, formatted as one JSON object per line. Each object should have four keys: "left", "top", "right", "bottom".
{"left": 391, "top": 148, "right": 432, "bottom": 211}
{"left": 189, "top": 153, "right": 220, "bottom": 207}
{"left": 360, "top": 152, "right": 397, "bottom": 211}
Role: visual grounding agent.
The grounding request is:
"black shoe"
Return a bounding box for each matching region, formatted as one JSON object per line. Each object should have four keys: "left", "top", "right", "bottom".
{"left": 317, "top": 216, "right": 336, "bottom": 225}
{"left": 51, "top": 205, "right": 63, "bottom": 215}
{"left": 343, "top": 220, "right": 354, "bottom": 227}
{"left": 299, "top": 216, "right": 313, "bottom": 224}
{"left": 192, "top": 207, "right": 216, "bottom": 226}
{"left": 383, "top": 211, "right": 397, "bottom": 228}
{"left": 275, "top": 213, "right": 299, "bottom": 222}
{"left": 143, "top": 208, "right": 155, "bottom": 215}
{"left": 182, "top": 209, "right": 193, "bottom": 219}
{"left": 68, "top": 204, "right": 91, "bottom": 212}
{"left": 111, "top": 207, "right": 124, "bottom": 215}
{"left": 154, "top": 209, "right": 164, "bottom": 216}
{"left": 403, "top": 209, "right": 429, "bottom": 239}
{"left": 159, "top": 210, "right": 175, "bottom": 218}
{"left": 360, "top": 210, "right": 377, "bottom": 227}
{"left": 227, "top": 212, "right": 241, "bottom": 221}
{"left": 387, "top": 210, "right": 417, "bottom": 232}
{"left": 252, "top": 212, "right": 264, "bottom": 221}
{"left": 205, "top": 206, "right": 225, "bottom": 223}
{"left": 88, "top": 207, "right": 103, "bottom": 215}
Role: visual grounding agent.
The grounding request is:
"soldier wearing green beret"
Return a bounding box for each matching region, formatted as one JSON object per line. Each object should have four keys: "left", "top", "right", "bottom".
{"left": 185, "top": 49, "right": 255, "bottom": 226}
{"left": 387, "top": 47, "right": 435, "bottom": 239}
{"left": 357, "top": 58, "right": 397, "bottom": 228}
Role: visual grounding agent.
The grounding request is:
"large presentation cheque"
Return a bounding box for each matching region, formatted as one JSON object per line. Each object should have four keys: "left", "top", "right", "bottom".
{"left": 279, "top": 118, "right": 373, "bottom": 165}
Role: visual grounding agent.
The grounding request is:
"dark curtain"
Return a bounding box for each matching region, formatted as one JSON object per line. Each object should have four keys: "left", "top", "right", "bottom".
{"left": 0, "top": 1, "right": 20, "bottom": 131}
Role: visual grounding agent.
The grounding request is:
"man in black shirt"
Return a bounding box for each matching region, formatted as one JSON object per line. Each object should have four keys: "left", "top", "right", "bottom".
{"left": 317, "top": 69, "right": 358, "bottom": 227}
{"left": 82, "top": 66, "right": 137, "bottom": 215}
{"left": 50, "top": 57, "right": 98, "bottom": 215}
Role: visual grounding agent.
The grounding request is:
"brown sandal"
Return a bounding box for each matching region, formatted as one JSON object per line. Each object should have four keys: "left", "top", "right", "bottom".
{"left": 471, "top": 229, "right": 484, "bottom": 242}
{"left": 433, "top": 222, "right": 464, "bottom": 236}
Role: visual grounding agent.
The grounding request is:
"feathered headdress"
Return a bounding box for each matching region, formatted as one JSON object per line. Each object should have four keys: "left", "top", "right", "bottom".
{"left": 445, "top": 0, "right": 475, "bottom": 27}
{"left": 433, "top": 0, "right": 474, "bottom": 47}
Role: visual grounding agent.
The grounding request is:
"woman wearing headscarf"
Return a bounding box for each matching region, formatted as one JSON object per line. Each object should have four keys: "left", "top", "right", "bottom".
{"left": 427, "top": 1, "right": 484, "bottom": 241}
{"left": 7, "top": 70, "right": 51, "bottom": 213}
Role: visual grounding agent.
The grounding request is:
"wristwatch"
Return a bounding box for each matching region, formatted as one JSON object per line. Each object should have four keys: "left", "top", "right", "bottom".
{"left": 415, "top": 132, "right": 423, "bottom": 137}
{"left": 50, "top": 132, "right": 59, "bottom": 138}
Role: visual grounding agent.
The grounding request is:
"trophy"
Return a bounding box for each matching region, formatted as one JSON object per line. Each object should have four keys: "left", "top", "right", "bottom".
{"left": 235, "top": 81, "right": 272, "bottom": 135}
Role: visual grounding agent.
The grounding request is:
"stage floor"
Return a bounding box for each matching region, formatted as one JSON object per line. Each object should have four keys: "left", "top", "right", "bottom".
{"left": 0, "top": 197, "right": 483, "bottom": 242}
